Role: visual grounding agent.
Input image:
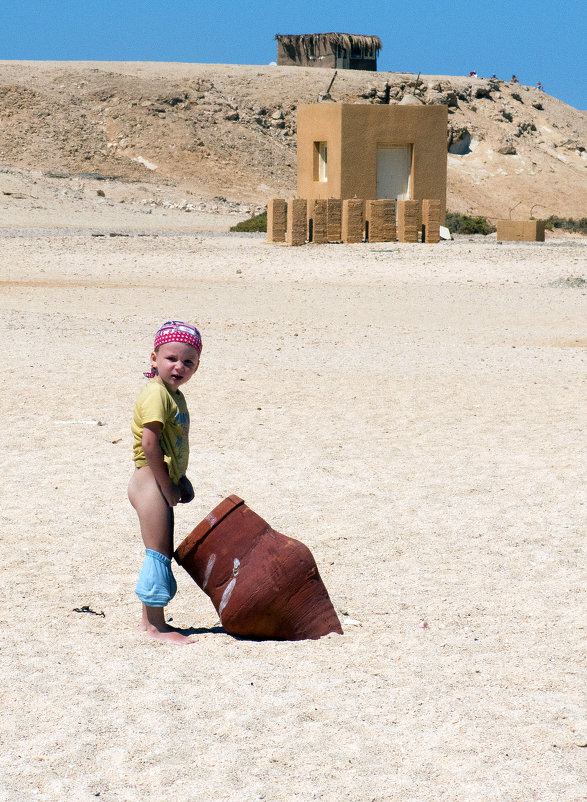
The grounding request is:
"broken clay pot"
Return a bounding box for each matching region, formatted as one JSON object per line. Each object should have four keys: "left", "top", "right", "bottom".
{"left": 174, "top": 495, "right": 343, "bottom": 640}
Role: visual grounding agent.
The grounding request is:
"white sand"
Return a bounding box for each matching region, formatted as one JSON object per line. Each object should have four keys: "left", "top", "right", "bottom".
{"left": 0, "top": 219, "right": 585, "bottom": 801}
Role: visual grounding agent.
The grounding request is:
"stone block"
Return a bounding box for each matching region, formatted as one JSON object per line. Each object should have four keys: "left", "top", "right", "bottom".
{"left": 342, "top": 199, "right": 364, "bottom": 244}
{"left": 308, "top": 199, "right": 328, "bottom": 244}
{"left": 496, "top": 220, "right": 545, "bottom": 242}
{"left": 286, "top": 198, "right": 308, "bottom": 246}
{"left": 397, "top": 200, "right": 421, "bottom": 243}
{"left": 327, "top": 199, "right": 342, "bottom": 242}
{"left": 422, "top": 199, "right": 441, "bottom": 243}
{"left": 267, "top": 198, "right": 286, "bottom": 243}
{"left": 366, "top": 199, "right": 396, "bottom": 242}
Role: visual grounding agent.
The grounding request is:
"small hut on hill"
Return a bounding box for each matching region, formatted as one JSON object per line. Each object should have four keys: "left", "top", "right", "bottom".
{"left": 275, "top": 33, "right": 381, "bottom": 71}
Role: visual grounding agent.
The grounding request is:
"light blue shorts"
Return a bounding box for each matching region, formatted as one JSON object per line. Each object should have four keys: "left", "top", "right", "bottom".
{"left": 135, "top": 549, "right": 177, "bottom": 607}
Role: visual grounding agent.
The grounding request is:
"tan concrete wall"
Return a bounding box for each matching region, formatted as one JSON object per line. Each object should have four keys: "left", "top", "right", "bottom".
{"left": 297, "top": 104, "right": 343, "bottom": 200}
{"left": 297, "top": 104, "right": 447, "bottom": 220}
{"left": 496, "top": 220, "right": 546, "bottom": 242}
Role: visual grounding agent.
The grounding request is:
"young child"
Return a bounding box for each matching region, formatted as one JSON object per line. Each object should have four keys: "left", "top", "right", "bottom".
{"left": 128, "top": 320, "right": 202, "bottom": 644}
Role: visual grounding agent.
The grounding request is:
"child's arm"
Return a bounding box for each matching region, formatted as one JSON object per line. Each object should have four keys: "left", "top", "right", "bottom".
{"left": 142, "top": 422, "right": 181, "bottom": 507}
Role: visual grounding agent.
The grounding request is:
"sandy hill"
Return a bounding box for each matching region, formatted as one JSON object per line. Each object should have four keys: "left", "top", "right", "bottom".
{"left": 0, "top": 61, "right": 585, "bottom": 221}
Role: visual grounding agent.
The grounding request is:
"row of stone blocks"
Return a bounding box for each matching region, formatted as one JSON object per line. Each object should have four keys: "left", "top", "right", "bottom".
{"left": 268, "top": 199, "right": 442, "bottom": 245}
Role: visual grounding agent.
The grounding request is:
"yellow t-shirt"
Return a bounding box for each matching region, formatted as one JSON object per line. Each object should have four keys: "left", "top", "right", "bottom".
{"left": 131, "top": 380, "right": 190, "bottom": 484}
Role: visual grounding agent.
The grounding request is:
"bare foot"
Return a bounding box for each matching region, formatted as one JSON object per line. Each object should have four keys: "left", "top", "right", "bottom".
{"left": 139, "top": 604, "right": 197, "bottom": 645}
{"left": 140, "top": 623, "right": 197, "bottom": 644}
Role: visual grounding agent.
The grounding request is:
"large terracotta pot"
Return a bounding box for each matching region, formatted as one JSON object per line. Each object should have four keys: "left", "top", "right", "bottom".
{"left": 174, "top": 495, "right": 343, "bottom": 640}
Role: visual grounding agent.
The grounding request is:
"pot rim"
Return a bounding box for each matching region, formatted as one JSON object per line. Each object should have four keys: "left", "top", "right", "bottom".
{"left": 174, "top": 494, "right": 245, "bottom": 564}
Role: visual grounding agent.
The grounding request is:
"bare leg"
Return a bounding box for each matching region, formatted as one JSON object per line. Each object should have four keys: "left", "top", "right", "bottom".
{"left": 128, "top": 467, "right": 196, "bottom": 644}
{"left": 128, "top": 466, "right": 174, "bottom": 556}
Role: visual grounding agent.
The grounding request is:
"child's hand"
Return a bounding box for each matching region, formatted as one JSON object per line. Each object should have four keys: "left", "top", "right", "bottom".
{"left": 162, "top": 482, "right": 182, "bottom": 507}
{"left": 178, "top": 476, "right": 195, "bottom": 504}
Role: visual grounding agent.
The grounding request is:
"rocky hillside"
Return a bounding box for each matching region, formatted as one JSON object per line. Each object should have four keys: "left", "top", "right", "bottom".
{"left": 0, "top": 61, "right": 585, "bottom": 219}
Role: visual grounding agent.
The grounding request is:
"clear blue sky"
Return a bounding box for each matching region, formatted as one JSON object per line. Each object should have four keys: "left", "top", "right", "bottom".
{"left": 0, "top": 0, "right": 584, "bottom": 109}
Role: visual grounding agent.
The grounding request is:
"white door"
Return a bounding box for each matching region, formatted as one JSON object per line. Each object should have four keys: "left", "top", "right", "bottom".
{"left": 376, "top": 145, "right": 412, "bottom": 200}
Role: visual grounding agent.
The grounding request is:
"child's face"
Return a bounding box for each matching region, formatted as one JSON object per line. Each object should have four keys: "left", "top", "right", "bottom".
{"left": 151, "top": 341, "right": 200, "bottom": 392}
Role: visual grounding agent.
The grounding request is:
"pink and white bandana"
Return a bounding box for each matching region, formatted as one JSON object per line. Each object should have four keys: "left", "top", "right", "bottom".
{"left": 144, "top": 320, "right": 202, "bottom": 378}
{"left": 153, "top": 321, "right": 202, "bottom": 354}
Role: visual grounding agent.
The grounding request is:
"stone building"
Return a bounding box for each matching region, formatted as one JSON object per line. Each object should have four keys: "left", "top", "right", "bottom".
{"left": 296, "top": 103, "right": 448, "bottom": 220}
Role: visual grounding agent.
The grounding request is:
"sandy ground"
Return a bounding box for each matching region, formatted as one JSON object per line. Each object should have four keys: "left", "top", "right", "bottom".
{"left": 0, "top": 212, "right": 585, "bottom": 801}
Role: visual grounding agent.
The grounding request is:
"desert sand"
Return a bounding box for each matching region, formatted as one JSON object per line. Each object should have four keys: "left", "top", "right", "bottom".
{"left": 0, "top": 200, "right": 585, "bottom": 801}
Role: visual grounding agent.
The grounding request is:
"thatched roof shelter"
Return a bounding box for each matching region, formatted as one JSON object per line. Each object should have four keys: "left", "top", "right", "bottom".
{"left": 275, "top": 33, "right": 382, "bottom": 55}
{"left": 275, "top": 33, "right": 382, "bottom": 71}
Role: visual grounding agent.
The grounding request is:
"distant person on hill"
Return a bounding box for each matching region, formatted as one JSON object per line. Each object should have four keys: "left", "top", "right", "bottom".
{"left": 128, "top": 320, "right": 202, "bottom": 644}
{"left": 536, "top": 81, "right": 543, "bottom": 91}
{"left": 469, "top": 70, "right": 478, "bottom": 78}
{"left": 511, "top": 74, "right": 520, "bottom": 83}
